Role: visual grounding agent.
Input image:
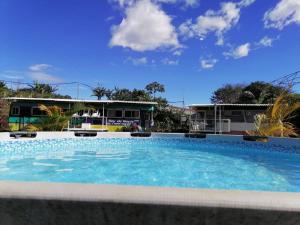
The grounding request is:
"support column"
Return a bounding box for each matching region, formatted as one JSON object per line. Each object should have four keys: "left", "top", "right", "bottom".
{"left": 214, "top": 105, "right": 217, "bottom": 134}
{"left": 150, "top": 106, "right": 154, "bottom": 129}
{"left": 219, "top": 105, "right": 222, "bottom": 134}
{"left": 102, "top": 104, "right": 105, "bottom": 129}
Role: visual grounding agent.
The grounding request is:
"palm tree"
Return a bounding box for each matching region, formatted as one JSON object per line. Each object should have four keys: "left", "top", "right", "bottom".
{"left": 26, "top": 103, "right": 89, "bottom": 131}
{"left": 92, "top": 86, "right": 107, "bottom": 100}
{"left": 0, "top": 81, "right": 6, "bottom": 89}
{"left": 0, "top": 81, "right": 11, "bottom": 97}
{"left": 248, "top": 92, "right": 300, "bottom": 137}
{"left": 28, "top": 81, "right": 58, "bottom": 97}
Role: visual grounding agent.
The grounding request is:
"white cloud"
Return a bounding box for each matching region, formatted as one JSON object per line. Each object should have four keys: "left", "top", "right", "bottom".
{"left": 173, "top": 50, "right": 183, "bottom": 56}
{"left": 111, "top": 0, "right": 199, "bottom": 8}
{"left": 110, "top": 0, "right": 180, "bottom": 51}
{"left": 183, "top": 0, "right": 199, "bottom": 7}
{"left": 179, "top": 0, "right": 255, "bottom": 45}
{"left": 200, "top": 58, "right": 217, "bottom": 69}
{"left": 29, "top": 64, "right": 52, "bottom": 72}
{"left": 258, "top": 36, "right": 274, "bottom": 47}
{"left": 238, "top": 0, "right": 256, "bottom": 7}
{"left": 0, "top": 70, "right": 24, "bottom": 80}
{"left": 264, "top": 0, "right": 300, "bottom": 29}
{"left": 28, "top": 64, "right": 62, "bottom": 82}
{"left": 162, "top": 58, "right": 179, "bottom": 65}
{"left": 224, "top": 43, "right": 250, "bottom": 59}
{"left": 126, "top": 57, "right": 148, "bottom": 65}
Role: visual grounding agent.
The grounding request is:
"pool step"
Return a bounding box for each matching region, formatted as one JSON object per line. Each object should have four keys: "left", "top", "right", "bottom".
{"left": 243, "top": 135, "right": 268, "bottom": 142}
{"left": 184, "top": 133, "right": 207, "bottom": 139}
{"left": 74, "top": 131, "right": 97, "bottom": 137}
{"left": 131, "top": 132, "right": 152, "bottom": 137}
{"left": 10, "top": 132, "right": 37, "bottom": 139}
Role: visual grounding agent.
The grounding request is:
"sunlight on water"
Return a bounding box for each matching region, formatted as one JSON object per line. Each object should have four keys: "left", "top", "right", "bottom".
{"left": 0, "top": 138, "right": 299, "bottom": 192}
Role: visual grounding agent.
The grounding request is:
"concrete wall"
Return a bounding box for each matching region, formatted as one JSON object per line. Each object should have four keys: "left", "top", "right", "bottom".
{"left": 0, "top": 181, "right": 300, "bottom": 225}
{"left": 230, "top": 122, "right": 255, "bottom": 131}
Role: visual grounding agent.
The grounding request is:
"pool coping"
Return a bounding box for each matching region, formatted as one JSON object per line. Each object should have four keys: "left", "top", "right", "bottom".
{"left": 1, "top": 181, "right": 300, "bottom": 212}
{"left": 0, "top": 131, "right": 299, "bottom": 143}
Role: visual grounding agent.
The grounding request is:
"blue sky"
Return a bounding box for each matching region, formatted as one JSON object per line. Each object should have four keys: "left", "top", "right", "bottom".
{"left": 0, "top": 0, "right": 300, "bottom": 104}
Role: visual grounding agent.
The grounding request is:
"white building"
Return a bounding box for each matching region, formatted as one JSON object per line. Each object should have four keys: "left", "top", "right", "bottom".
{"left": 188, "top": 104, "right": 270, "bottom": 134}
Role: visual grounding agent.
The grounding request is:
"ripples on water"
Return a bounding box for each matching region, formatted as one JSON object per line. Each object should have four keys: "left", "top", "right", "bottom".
{"left": 0, "top": 138, "right": 299, "bottom": 192}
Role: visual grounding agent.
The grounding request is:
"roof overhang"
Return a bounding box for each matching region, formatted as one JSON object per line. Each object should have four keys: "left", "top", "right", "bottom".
{"left": 188, "top": 103, "right": 271, "bottom": 107}
{"left": 3, "top": 97, "right": 158, "bottom": 105}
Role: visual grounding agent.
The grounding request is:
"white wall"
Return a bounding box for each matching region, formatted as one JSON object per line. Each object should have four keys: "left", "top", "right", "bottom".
{"left": 230, "top": 123, "right": 255, "bottom": 132}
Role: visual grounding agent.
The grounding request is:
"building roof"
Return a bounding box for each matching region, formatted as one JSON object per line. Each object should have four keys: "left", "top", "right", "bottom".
{"left": 188, "top": 103, "right": 271, "bottom": 108}
{"left": 4, "top": 97, "right": 158, "bottom": 105}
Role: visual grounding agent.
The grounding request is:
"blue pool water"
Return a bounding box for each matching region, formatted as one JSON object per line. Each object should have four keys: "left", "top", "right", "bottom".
{"left": 0, "top": 138, "right": 300, "bottom": 192}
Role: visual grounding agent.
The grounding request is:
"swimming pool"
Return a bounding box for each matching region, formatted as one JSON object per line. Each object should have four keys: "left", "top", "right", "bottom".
{"left": 0, "top": 137, "right": 300, "bottom": 192}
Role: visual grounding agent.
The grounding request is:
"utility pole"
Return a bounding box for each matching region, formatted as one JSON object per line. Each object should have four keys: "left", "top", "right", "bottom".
{"left": 77, "top": 83, "right": 80, "bottom": 99}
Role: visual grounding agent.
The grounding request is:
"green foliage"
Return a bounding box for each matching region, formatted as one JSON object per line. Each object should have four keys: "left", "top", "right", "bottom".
{"left": 211, "top": 84, "right": 245, "bottom": 103}
{"left": 28, "top": 81, "right": 58, "bottom": 95}
{"left": 109, "top": 88, "right": 133, "bottom": 100}
{"left": 288, "top": 93, "right": 300, "bottom": 131}
{"left": 211, "top": 81, "right": 288, "bottom": 104}
{"left": 0, "top": 99, "right": 10, "bottom": 131}
{"left": 145, "top": 82, "right": 165, "bottom": 98}
{"left": 108, "top": 87, "right": 152, "bottom": 101}
{"left": 104, "top": 82, "right": 186, "bottom": 132}
{"left": 0, "top": 81, "right": 70, "bottom": 99}
{"left": 238, "top": 91, "right": 256, "bottom": 104}
{"left": 26, "top": 103, "right": 90, "bottom": 131}
{"left": 92, "top": 86, "right": 111, "bottom": 100}
{"left": 0, "top": 81, "right": 11, "bottom": 98}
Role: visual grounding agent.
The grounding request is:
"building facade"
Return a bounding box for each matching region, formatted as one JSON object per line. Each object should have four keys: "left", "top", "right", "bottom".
{"left": 188, "top": 104, "right": 270, "bottom": 134}
{"left": 6, "top": 97, "right": 157, "bottom": 131}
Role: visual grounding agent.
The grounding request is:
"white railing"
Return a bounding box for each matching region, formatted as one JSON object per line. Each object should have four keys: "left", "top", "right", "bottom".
{"left": 67, "top": 117, "right": 108, "bottom": 130}
{"left": 189, "top": 119, "right": 231, "bottom": 133}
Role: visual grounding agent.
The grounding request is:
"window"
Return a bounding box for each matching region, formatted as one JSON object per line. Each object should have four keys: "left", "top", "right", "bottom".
{"left": 95, "top": 109, "right": 107, "bottom": 117}
{"left": 11, "top": 106, "right": 20, "bottom": 116}
{"left": 230, "top": 110, "right": 244, "bottom": 122}
{"left": 124, "top": 110, "right": 140, "bottom": 118}
{"left": 107, "top": 109, "right": 123, "bottom": 118}
{"left": 206, "top": 110, "right": 214, "bottom": 116}
{"left": 231, "top": 111, "right": 242, "bottom": 116}
{"left": 31, "top": 107, "right": 46, "bottom": 116}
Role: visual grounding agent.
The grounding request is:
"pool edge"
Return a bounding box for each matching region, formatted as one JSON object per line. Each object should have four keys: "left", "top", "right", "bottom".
{"left": 1, "top": 181, "right": 300, "bottom": 212}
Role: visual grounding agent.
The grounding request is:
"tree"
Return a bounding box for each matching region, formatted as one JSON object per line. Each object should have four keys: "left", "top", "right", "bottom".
{"left": 211, "top": 82, "right": 288, "bottom": 104}
{"left": 211, "top": 84, "right": 245, "bottom": 103}
{"left": 28, "top": 81, "right": 58, "bottom": 97}
{"left": 0, "top": 81, "right": 11, "bottom": 97}
{"left": 145, "top": 82, "right": 165, "bottom": 98}
{"left": 131, "top": 89, "right": 151, "bottom": 101}
{"left": 242, "top": 81, "right": 287, "bottom": 104}
{"left": 237, "top": 91, "right": 256, "bottom": 104}
{"left": 92, "top": 86, "right": 108, "bottom": 100}
{"left": 0, "top": 81, "right": 6, "bottom": 89}
{"left": 242, "top": 81, "right": 269, "bottom": 102}
{"left": 0, "top": 99, "right": 10, "bottom": 131}
{"left": 109, "top": 88, "right": 132, "bottom": 101}
{"left": 260, "top": 85, "right": 287, "bottom": 104}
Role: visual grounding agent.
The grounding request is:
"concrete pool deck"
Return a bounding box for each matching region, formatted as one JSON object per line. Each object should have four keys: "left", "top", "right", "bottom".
{"left": 0, "top": 132, "right": 300, "bottom": 224}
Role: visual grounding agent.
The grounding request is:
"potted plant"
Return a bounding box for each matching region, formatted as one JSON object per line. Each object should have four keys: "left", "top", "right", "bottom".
{"left": 245, "top": 92, "right": 300, "bottom": 142}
